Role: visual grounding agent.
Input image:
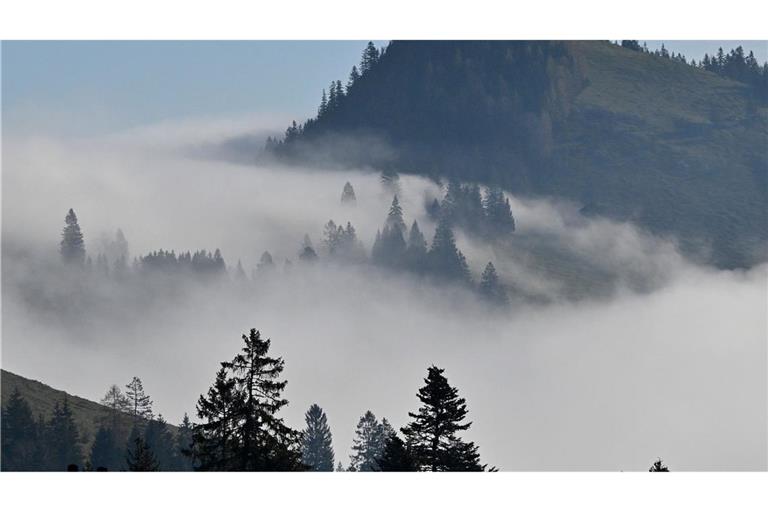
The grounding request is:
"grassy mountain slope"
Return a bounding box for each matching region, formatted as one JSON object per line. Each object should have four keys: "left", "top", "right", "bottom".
{"left": 276, "top": 41, "right": 767, "bottom": 268}
{"left": 1, "top": 369, "right": 175, "bottom": 456}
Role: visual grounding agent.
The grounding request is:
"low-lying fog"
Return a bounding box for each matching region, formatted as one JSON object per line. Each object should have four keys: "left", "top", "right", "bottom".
{"left": 2, "top": 119, "right": 766, "bottom": 470}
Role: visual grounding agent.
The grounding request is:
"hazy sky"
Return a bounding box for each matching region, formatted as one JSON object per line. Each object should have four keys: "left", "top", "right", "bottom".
{"left": 3, "top": 40, "right": 766, "bottom": 136}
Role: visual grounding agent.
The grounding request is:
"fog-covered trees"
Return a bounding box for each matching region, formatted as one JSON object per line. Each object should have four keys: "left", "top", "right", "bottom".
{"left": 125, "top": 377, "right": 153, "bottom": 420}
{"left": 402, "top": 366, "right": 484, "bottom": 471}
{"left": 348, "top": 411, "right": 394, "bottom": 471}
{"left": 60, "top": 208, "right": 86, "bottom": 265}
{"left": 341, "top": 181, "right": 357, "bottom": 205}
{"left": 478, "top": 262, "right": 508, "bottom": 306}
{"left": 301, "top": 404, "right": 335, "bottom": 471}
{"left": 299, "top": 235, "right": 318, "bottom": 262}
{"left": 483, "top": 187, "right": 516, "bottom": 236}
{"left": 191, "top": 329, "right": 302, "bottom": 471}
{"left": 428, "top": 219, "right": 471, "bottom": 283}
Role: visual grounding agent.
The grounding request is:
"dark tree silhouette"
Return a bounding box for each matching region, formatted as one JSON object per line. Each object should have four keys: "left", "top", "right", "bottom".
{"left": 126, "top": 436, "right": 159, "bottom": 471}
{"left": 191, "top": 368, "right": 241, "bottom": 471}
{"left": 377, "top": 434, "right": 417, "bottom": 472}
{"left": 90, "top": 426, "right": 122, "bottom": 471}
{"left": 649, "top": 458, "right": 670, "bottom": 472}
{"left": 427, "top": 219, "right": 471, "bottom": 282}
{"left": 125, "top": 377, "right": 153, "bottom": 420}
{"left": 220, "top": 328, "right": 302, "bottom": 471}
{"left": 46, "top": 398, "right": 84, "bottom": 471}
{"left": 478, "top": 262, "right": 508, "bottom": 306}
{"left": 360, "top": 41, "right": 380, "bottom": 74}
{"left": 176, "top": 413, "right": 194, "bottom": 471}
{"left": 1, "top": 388, "right": 41, "bottom": 471}
{"left": 404, "top": 220, "right": 428, "bottom": 272}
{"left": 60, "top": 208, "right": 86, "bottom": 265}
{"left": 402, "top": 366, "right": 485, "bottom": 471}
{"left": 144, "top": 415, "right": 177, "bottom": 470}
{"left": 301, "top": 404, "right": 335, "bottom": 471}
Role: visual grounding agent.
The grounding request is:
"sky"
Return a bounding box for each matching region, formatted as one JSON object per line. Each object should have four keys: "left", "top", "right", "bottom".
{"left": 2, "top": 40, "right": 766, "bottom": 137}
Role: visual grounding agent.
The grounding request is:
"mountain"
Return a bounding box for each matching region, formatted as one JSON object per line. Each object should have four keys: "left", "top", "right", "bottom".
{"left": 1, "top": 369, "right": 176, "bottom": 456}
{"left": 270, "top": 41, "right": 768, "bottom": 269}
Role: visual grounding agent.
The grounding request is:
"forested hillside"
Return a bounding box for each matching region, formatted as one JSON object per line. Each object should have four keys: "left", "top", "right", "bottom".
{"left": 269, "top": 40, "right": 768, "bottom": 268}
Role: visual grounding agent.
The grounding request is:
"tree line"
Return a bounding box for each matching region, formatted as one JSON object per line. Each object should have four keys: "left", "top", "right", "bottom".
{"left": 617, "top": 41, "right": 768, "bottom": 100}
{"left": 3, "top": 326, "right": 674, "bottom": 472}
{"left": 56, "top": 178, "right": 514, "bottom": 307}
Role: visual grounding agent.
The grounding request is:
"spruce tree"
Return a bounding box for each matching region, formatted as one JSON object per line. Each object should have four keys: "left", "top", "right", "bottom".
{"left": 348, "top": 411, "right": 392, "bottom": 471}
{"left": 479, "top": 262, "right": 508, "bottom": 306}
{"left": 301, "top": 404, "right": 335, "bottom": 471}
{"left": 341, "top": 182, "right": 357, "bottom": 205}
{"left": 377, "top": 434, "right": 417, "bottom": 472}
{"left": 144, "top": 415, "right": 177, "bottom": 470}
{"left": 176, "top": 413, "right": 194, "bottom": 471}
{"left": 360, "top": 41, "right": 380, "bottom": 74}
{"left": 347, "top": 65, "right": 361, "bottom": 90}
{"left": 220, "top": 328, "right": 303, "bottom": 470}
{"left": 46, "top": 398, "right": 84, "bottom": 471}
{"left": 126, "top": 435, "right": 159, "bottom": 471}
{"left": 256, "top": 251, "right": 275, "bottom": 273}
{"left": 427, "top": 219, "right": 471, "bottom": 283}
{"left": 649, "top": 458, "right": 670, "bottom": 472}
{"left": 1, "top": 388, "right": 41, "bottom": 471}
{"left": 405, "top": 220, "right": 428, "bottom": 272}
{"left": 386, "top": 195, "right": 407, "bottom": 234}
{"left": 90, "top": 426, "right": 122, "bottom": 471}
{"left": 299, "top": 234, "right": 318, "bottom": 262}
{"left": 234, "top": 260, "right": 248, "bottom": 281}
{"left": 125, "top": 377, "right": 153, "bottom": 420}
{"left": 191, "top": 368, "right": 241, "bottom": 471}
{"left": 60, "top": 208, "right": 86, "bottom": 265}
{"left": 402, "top": 366, "right": 484, "bottom": 471}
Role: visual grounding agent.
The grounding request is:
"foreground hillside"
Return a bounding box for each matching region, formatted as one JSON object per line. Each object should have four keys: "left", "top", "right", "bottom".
{"left": 272, "top": 41, "right": 768, "bottom": 269}
{"left": 1, "top": 369, "right": 175, "bottom": 459}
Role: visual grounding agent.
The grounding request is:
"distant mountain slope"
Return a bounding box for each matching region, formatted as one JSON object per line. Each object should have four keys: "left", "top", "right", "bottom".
{"left": 1, "top": 369, "right": 175, "bottom": 455}
{"left": 273, "top": 41, "right": 768, "bottom": 268}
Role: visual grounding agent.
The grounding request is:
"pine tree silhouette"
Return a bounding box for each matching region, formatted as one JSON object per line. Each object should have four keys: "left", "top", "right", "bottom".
{"left": 301, "top": 404, "right": 335, "bottom": 471}
{"left": 60, "top": 208, "right": 86, "bottom": 265}
{"left": 126, "top": 436, "right": 159, "bottom": 471}
{"left": 402, "top": 366, "right": 485, "bottom": 471}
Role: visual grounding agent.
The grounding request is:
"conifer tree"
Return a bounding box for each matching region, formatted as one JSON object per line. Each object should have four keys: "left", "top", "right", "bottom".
{"left": 347, "top": 65, "right": 361, "bottom": 90}
{"left": 318, "top": 89, "right": 328, "bottom": 117}
{"left": 46, "top": 398, "right": 84, "bottom": 471}
{"left": 299, "top": 234, "right": 318, "bottom": 262}
{"left": 483, "top": 187, "right": 515, "bottom": 236}
{"left": 479, "top": 262, "right": 508, "bottom": 306}
{"left": 348, "top": 411, "right": 392, "bottom": 471}
{"left": 191, "top": 368, "right": 241, "bottom": 471}
{"left": 405, "top": 220, "right": 428, "bottom": 271}
{"left": 428, "top": 219, "right": 471, "bottom": 283}
{"left": 125, "top": 377, "right": 153, "bottom": 420}
{"left": 301, "top": 404, "right": 335, "bottom": 471}
{"left": 220, "top": 328, "right": 303, "bottom": 471}
{"left": 386, "top": 195, "right": 407, "bottom": 234}
{"left": 402, "top": 366, "right": 484, "bottom": 471}
{"left": 176, "top": 413, "right": 194, "bottom": 471}
{"left": 341, "top": 182, "right": 357, "bottom": 205}
{"left": 1, "top": 388, "right": 41, "bottom": 471}
{"left": 360, "top": 41, "right": 380, "bottom": 74}
{"left": 100, "top": 384, "right": 130, "bottom": 414}
{"left": 144, "top": 415, "right": 177, "bottom": 470}
{"left": 649, "top": 458, "right": 670, "bottom": 472}
{"left": 377, "top": 433, "right": 417, "bottom": 472}
{"left": 335, "top": 461, "right": 345, "bottom": 472}
{"left": 60, "top": 208, "right": 86, "bottom": 265}
{"left": 126, "top": 435, "right": 159, "bottom": 471}
{"left": 256, "top": 251, "right": 275, "bottom": 273}
{"left": 90, "top": 426, "right": 122, "bottom": 471}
